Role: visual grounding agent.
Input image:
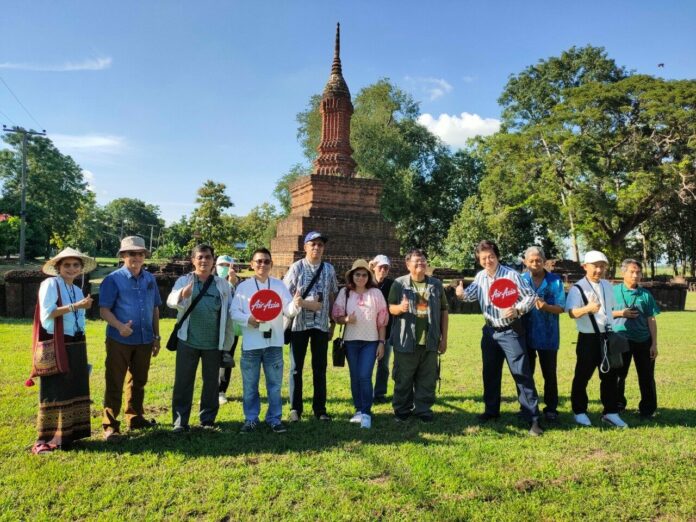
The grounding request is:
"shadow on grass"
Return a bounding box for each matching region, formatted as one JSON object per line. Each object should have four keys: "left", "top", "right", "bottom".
{"left": 74, "top": 401, "right": 696, "bottom": 458}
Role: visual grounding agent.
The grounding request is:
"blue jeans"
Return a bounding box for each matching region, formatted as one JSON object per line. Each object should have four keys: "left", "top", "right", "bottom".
{"left": 481, "top": 326, "right": 540, "bottom": 422}
{"left": 240, "top": 346, "right": 284, "bottom": 426}
{"left": 345, "top": 340, "right": 378, "bottom": 415}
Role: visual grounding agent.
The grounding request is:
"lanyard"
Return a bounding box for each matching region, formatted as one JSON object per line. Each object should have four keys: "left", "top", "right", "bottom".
{"left": 61, "top": 279, "right": 82, "bottom": 332}
{"left": 254, "top": 277, "right": 271, "bottom": 292}
{"left": 584, "top": 277, "right": 606, "bottom": 313}
{"left": 621, "top": 285, "right": 639, "bottom": 309}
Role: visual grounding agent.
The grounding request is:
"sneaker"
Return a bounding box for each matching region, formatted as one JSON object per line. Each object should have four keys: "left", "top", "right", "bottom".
{"left": 574, "top": 413, "right": 592, "bottom": 426}
{"left": 288, "top": 410, "right": 300, "bottom": 423}
{"left": 528, "top": 420, "right": 544, "bottom": 437}
{"left": 218, "top": 393, "right": 228, "bottom": 405}
{"left": 317, "top": 413, "right": 332, "bottom": 422}
{"left": 394, "top": 412, "right": 411, "bottom": 422}
{"left": 172, "top": 425, "right": 190, "bottom": 434}
{"left": 103, "top": 428, "right": 121, "bottom": 441}
{"left": 360, "top": 414, "right": 372, "bottom": 429}
{"left": 201, "top": 422, "right": 219, "bottom": 431}
{"left": 240, "top": 420, "right": 258, "bottom": 434}
{"left": 477, "top": 412, "right": 500, "bottom": 423}
{"left": 129, "top": 417, "right": 157, "bottom": 430}
{"left": 373, "top": 396, "right": 389, "bottom": 404}
{"left": 602, "top": 413, "right": 628, "bottom": 428}
{"left": 270, "top": 422, "right": 288, "bottom": 434}
{"left": 350, "top": 412, "right": 363, "bottom": 423}
{"left": 417, "top": 413, "right": 434, "bottom": 423}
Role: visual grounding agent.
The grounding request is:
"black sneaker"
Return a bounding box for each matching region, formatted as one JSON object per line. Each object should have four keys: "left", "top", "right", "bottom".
{"left": 373, "top": 396, "right": 389, "bottom": 404}
{"left": 270, "top": 422, "right": 288, "bottom": 433}
{"left": 394, "top": 412, "right": 411, "bottom": 422}
{"left": 543, "top": 411, "right": 559, "bottom": 422}
{"left": 201, "top": 422, "right": 219, "bottom": 431}
{"left": 477, "top": 412, "right": 500, "bottom": 422}
{"left": 417, "top": 414, "right": 434, "bottom": 423}
{"left": 240, "top": 420, "right": 258, "bottom": 434}
{"left": 172, "top": 425, "right": 190, "bottom": 434}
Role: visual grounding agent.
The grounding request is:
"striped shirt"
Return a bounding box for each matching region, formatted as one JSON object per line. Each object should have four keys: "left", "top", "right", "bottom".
{"left": 459, "top": 264, "right": 536, "bottom": 328}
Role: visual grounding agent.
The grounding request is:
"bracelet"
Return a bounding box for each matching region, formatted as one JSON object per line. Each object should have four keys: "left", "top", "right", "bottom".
{"left": 69, "top": 304, "right": 75, "bottom": 312}
{"left": 378, "top": 340, "right": 385, "bottom": 344}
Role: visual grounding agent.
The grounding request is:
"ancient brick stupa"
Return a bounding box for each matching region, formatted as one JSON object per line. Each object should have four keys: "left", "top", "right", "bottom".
{"left": 271, "top": 23, "right": 400, "bottom": 279}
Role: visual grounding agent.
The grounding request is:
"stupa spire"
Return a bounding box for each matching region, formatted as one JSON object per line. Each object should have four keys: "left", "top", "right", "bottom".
{"left": 314, "top": 23, "right": 356, "bottom": 177}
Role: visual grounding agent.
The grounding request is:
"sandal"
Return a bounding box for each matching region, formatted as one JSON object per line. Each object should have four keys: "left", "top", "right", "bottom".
{"left": 31, "top": 442, "right": 56, "bottom": 455}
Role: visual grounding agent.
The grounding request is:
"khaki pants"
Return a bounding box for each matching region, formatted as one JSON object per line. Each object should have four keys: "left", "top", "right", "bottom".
{"left": 102, "top": 337, "right": 153, "bottom": 431}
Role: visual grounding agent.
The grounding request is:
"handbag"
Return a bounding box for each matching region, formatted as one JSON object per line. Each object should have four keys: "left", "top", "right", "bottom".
{"left": 166, "top": 274, "right": 215, "bottom": 351}
{"left": 284, "top": 262, "right": 325, "bottom": 345}
{"left": 331, "top": 288, "right": 349, "bottom": 367}
{"left": 573, "top": 284, "right": 629, "bottom": 373}
{"left": 30, "top": 280, "right": 69, "bottom": 378}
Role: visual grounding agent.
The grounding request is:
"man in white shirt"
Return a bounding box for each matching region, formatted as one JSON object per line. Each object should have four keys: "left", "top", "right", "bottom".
{"left": 231, "top": 248, "right": 299, "bottom": 434}
{"left": 565, "top": 250, "right": 627, "bottom": 428}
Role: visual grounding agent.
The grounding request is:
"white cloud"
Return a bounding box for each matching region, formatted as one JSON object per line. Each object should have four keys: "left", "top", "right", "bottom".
{"left": 0, "top": 57, "right": 112, "bottom": 72}
{"left": 82, "top": 169, "right": 96, "bottom": 192}
{"left": 404, "top": 76, "right": 453, "bottom": 101}
{"left": 418, "top": 112, "right": 501, "bottom": 148}
{"left": 50, "top": 133, "right": 125, "bottom": 154}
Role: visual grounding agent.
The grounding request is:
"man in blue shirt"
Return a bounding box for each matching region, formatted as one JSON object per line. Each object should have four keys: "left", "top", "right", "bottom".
{"left": 99, "top": 236, "right": 162, "bottom": 440}
{"left": 521, "top": 246, "right": 566, "bottom": 421}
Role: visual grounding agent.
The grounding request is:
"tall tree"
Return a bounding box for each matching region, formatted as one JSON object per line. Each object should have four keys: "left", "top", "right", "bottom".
{"left": 102, "top": 197, "right": 164, "bottom": 254}
{"left": 0, "top": 134, "right": 90, "bottom": 257}
{"left": 190, "top": 180, "right": 234, "bottom": 251}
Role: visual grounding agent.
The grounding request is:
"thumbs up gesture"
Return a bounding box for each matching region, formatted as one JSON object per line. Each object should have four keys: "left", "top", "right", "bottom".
{"left": 346, "top": 311, "right": 357, "bottom": 324}
{"left": 181, "top": 281, "right": 194, "bottom": 299}
{"left": 400, "top": 295, "right": 409, "bottom": 313}
{"left": 77, "top": 294, "right": 93, "bottom": 310}
{"left": 119, "top": 319, "right": 134, "bottom": 337}
{"left": 293, "top": 290, "right": 302, "bottom": 308}
{"left": 455, "top": 280, "right": 465, "bottom": 298}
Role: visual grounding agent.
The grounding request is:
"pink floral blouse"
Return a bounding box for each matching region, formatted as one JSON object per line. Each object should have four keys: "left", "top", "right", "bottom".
{"left": 332, "top": 287, "right": 388, "bottom": 342}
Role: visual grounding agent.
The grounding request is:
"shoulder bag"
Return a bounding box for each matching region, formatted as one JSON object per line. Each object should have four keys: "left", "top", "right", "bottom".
{"left": 284, "top": 262, "right": 324, "bottom": 345}
{"left": 331, "top": 287, "right": 348, "bottom": 367}
{"left": 166, "top": 274, "right": 215, "bottom": 351}
{"left": 29, "top": 279, "right": 69, "bottom": 378}
{"left": 573, "top": 283, "right": 629, "bottom": 373}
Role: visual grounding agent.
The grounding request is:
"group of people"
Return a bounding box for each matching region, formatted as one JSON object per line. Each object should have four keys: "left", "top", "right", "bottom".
{"left": 29, "top": 233, "right": 659, "bottom": 453}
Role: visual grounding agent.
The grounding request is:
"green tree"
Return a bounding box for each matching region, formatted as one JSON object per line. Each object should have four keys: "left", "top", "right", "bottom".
{"left": 102, "top": 198, "right": 164, "bottom": 254}
{"left": 0, "top": 134, "right": 89, "bottom": 257}
{"left": 190, "top": 180, "right": 234, "bottom": 252}
{"left": 234, "top": 203, "right": 279, "bottom": 260}
{"left": 273, "top": 164, "right": 310, "bottom": 216}
{"left": 60, "top": 191, "right": 104, "bottom": 255}
{"left": 0, "top": 215, "right": 20, "bottom": 258}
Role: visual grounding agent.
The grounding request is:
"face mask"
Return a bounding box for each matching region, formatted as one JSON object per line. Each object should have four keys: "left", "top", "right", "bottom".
{"left": 216, "top": 266, "right": 230, "bottom": 278}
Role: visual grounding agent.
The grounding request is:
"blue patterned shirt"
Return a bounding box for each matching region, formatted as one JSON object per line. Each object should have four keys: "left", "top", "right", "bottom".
{"left": 521, "top": 270, "right": 566, "bottom": 350}
{"left": 283, "top": 259, "right": 338, "bottom": 332}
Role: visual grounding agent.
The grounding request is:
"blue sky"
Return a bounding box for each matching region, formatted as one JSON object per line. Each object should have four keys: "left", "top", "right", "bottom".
{"left": 1, "top": 1, "right": 694, "bottom": 224}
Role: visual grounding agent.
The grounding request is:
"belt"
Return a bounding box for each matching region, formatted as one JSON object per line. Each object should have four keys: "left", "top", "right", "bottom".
{"left": 486, "top": 323, "right": 513, "bottom": 333}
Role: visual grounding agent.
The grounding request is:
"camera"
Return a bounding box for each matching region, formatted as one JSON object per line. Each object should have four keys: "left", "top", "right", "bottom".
{"left": 263, "top": 330, "right": 272, "bottom": 339}
{"left": 317, "top": 292, "right": 324, "bottom": 303}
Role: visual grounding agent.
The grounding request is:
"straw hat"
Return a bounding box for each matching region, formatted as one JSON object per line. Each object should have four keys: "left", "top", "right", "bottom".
{"left": 42, "top": 247, "right": 97, "bottom": 276}
{"left": 117, "top": 235, "right": 149, "bottom": 256}
{"left": 345, "top": 259, "right": 377, "bottom": 286}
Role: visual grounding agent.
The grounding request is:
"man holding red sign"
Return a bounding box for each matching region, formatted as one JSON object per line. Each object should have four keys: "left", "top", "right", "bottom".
{"left": 456, "top": 240, "right": 543, "bottom": 436}
{"left": 231, "top": 248, "right": 299, "bottom": 434}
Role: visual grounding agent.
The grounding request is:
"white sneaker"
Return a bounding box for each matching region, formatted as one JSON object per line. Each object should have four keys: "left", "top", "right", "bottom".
{"left": 288, "top": 410, "right": 300, "bottom": 423}
{"left": 218, "top": 393, "right": 228, "bottom": 405}
{"left": 574, "top": 413, "right": 592, "bottom": 426}
{"left": 360, "top": 414, "right": 372, "bottom": 429}
{"left": 350, "top": 412, "right": 362, "bottom": 423}
{"left": 602, "top": 413, "right": 628, "bottom": 428}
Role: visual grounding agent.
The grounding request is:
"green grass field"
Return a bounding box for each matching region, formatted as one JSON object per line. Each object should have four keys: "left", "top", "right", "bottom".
{"left": 1, "top": 296, "right": 695, "bottom": 520}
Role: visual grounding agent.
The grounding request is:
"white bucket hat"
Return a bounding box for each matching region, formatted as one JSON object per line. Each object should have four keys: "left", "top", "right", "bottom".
{"left": 117, "top": 236, "right": 149, "bottom": 256}
{"left": 371, "top": 255, "right": 390, "bottom": 268}
{"left": 42, "top": 247, "right": 97, "bottom": 276}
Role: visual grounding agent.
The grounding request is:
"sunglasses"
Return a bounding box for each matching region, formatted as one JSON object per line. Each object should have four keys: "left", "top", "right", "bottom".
{"left": 253, "top": 259, "right": 272, "bottom": 265}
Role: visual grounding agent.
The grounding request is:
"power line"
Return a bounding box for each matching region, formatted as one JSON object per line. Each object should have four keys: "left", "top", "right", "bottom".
{"left": 0, "top": 76, "right": 44, "bottom": 130}
{"left": 0, "top": 106, "right": 17, "bottom": 126}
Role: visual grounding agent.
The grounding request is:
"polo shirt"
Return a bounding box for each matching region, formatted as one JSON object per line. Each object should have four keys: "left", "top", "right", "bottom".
{"left": 99, "top": 266, "right": 162, "bottom": 345}
{"left": 521, "top": 270, "right": 566, "bottom": 351}
{"left": 612, "top": 283, "right": 660, "bottom": 342}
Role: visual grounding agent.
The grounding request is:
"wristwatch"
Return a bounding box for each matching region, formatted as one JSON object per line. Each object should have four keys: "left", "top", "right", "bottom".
{"left": 153, "top": 335, "right": 161, "bottom": 341}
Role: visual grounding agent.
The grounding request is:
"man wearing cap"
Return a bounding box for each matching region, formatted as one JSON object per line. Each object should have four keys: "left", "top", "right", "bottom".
{"left": 388, "top": 249, "right": 448, "bottom": 423}
{"left": 283, "top": 231, "right": 339, "bottom": 422}
{"left": 99, "top": 236, "right": 162, "bottom": 440}
{"left": 215, "top": 254, "right": 240, "bottom": 405}
{"left": 455, "top": 240, "right": 542, "bottom": 436}
{"left": 565, "top": 250, "right": 626, "bottom": 428}
{"left": 369, "top": 255, "right": 394, "bottom": 403}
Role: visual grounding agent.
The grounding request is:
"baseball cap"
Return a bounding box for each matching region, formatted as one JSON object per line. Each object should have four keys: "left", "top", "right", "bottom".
{"left": 304, "top": 231, "right": 328, "bottom": 244}
{"left": 216, "top": 255, "right": 235, "bottom": 265}
{"left": 371, "top": 255, "right": 390, "bottom": 267}
{"left": 583, "top": 250, "right": 609, "bottom": 264}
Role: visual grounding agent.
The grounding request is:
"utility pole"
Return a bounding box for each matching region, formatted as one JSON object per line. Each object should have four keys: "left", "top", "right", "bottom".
{"left": 2, "top": 125, "right": 46, "bottom": 266}
{"left": 149, "top": 224, "right": 155, "bottom": 252}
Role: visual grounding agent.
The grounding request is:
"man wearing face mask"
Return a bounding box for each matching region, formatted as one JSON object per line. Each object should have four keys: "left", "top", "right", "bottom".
{"left": 215, "top": 255, "right": 240, "bottom": 405}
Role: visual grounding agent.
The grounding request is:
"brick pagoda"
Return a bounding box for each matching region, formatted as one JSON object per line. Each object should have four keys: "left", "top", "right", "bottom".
{"left": 271, "top": 24, "right": 400, "bottom": 279}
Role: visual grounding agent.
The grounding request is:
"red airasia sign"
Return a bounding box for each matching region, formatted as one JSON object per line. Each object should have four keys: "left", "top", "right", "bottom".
{"left": 249, "top": 289, "right": 283, "bottom": 322}
{"left": 488, "top": 278, "right": 519, "bottom": 308}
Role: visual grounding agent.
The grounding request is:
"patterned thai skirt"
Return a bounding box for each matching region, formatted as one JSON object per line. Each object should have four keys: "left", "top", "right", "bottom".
{"left": 36, "top": 334, "right": 91, "bottom": 448}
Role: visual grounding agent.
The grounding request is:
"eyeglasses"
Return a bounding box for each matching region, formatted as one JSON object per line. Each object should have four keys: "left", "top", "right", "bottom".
{"left": 253, "top": 259, "right": 272, "bottom": 265}
{"left": 125, "top": 251, "right": 145, "bottom": 258}
{"left": 353, "top": 272, "right": 369, "bottom": 278}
